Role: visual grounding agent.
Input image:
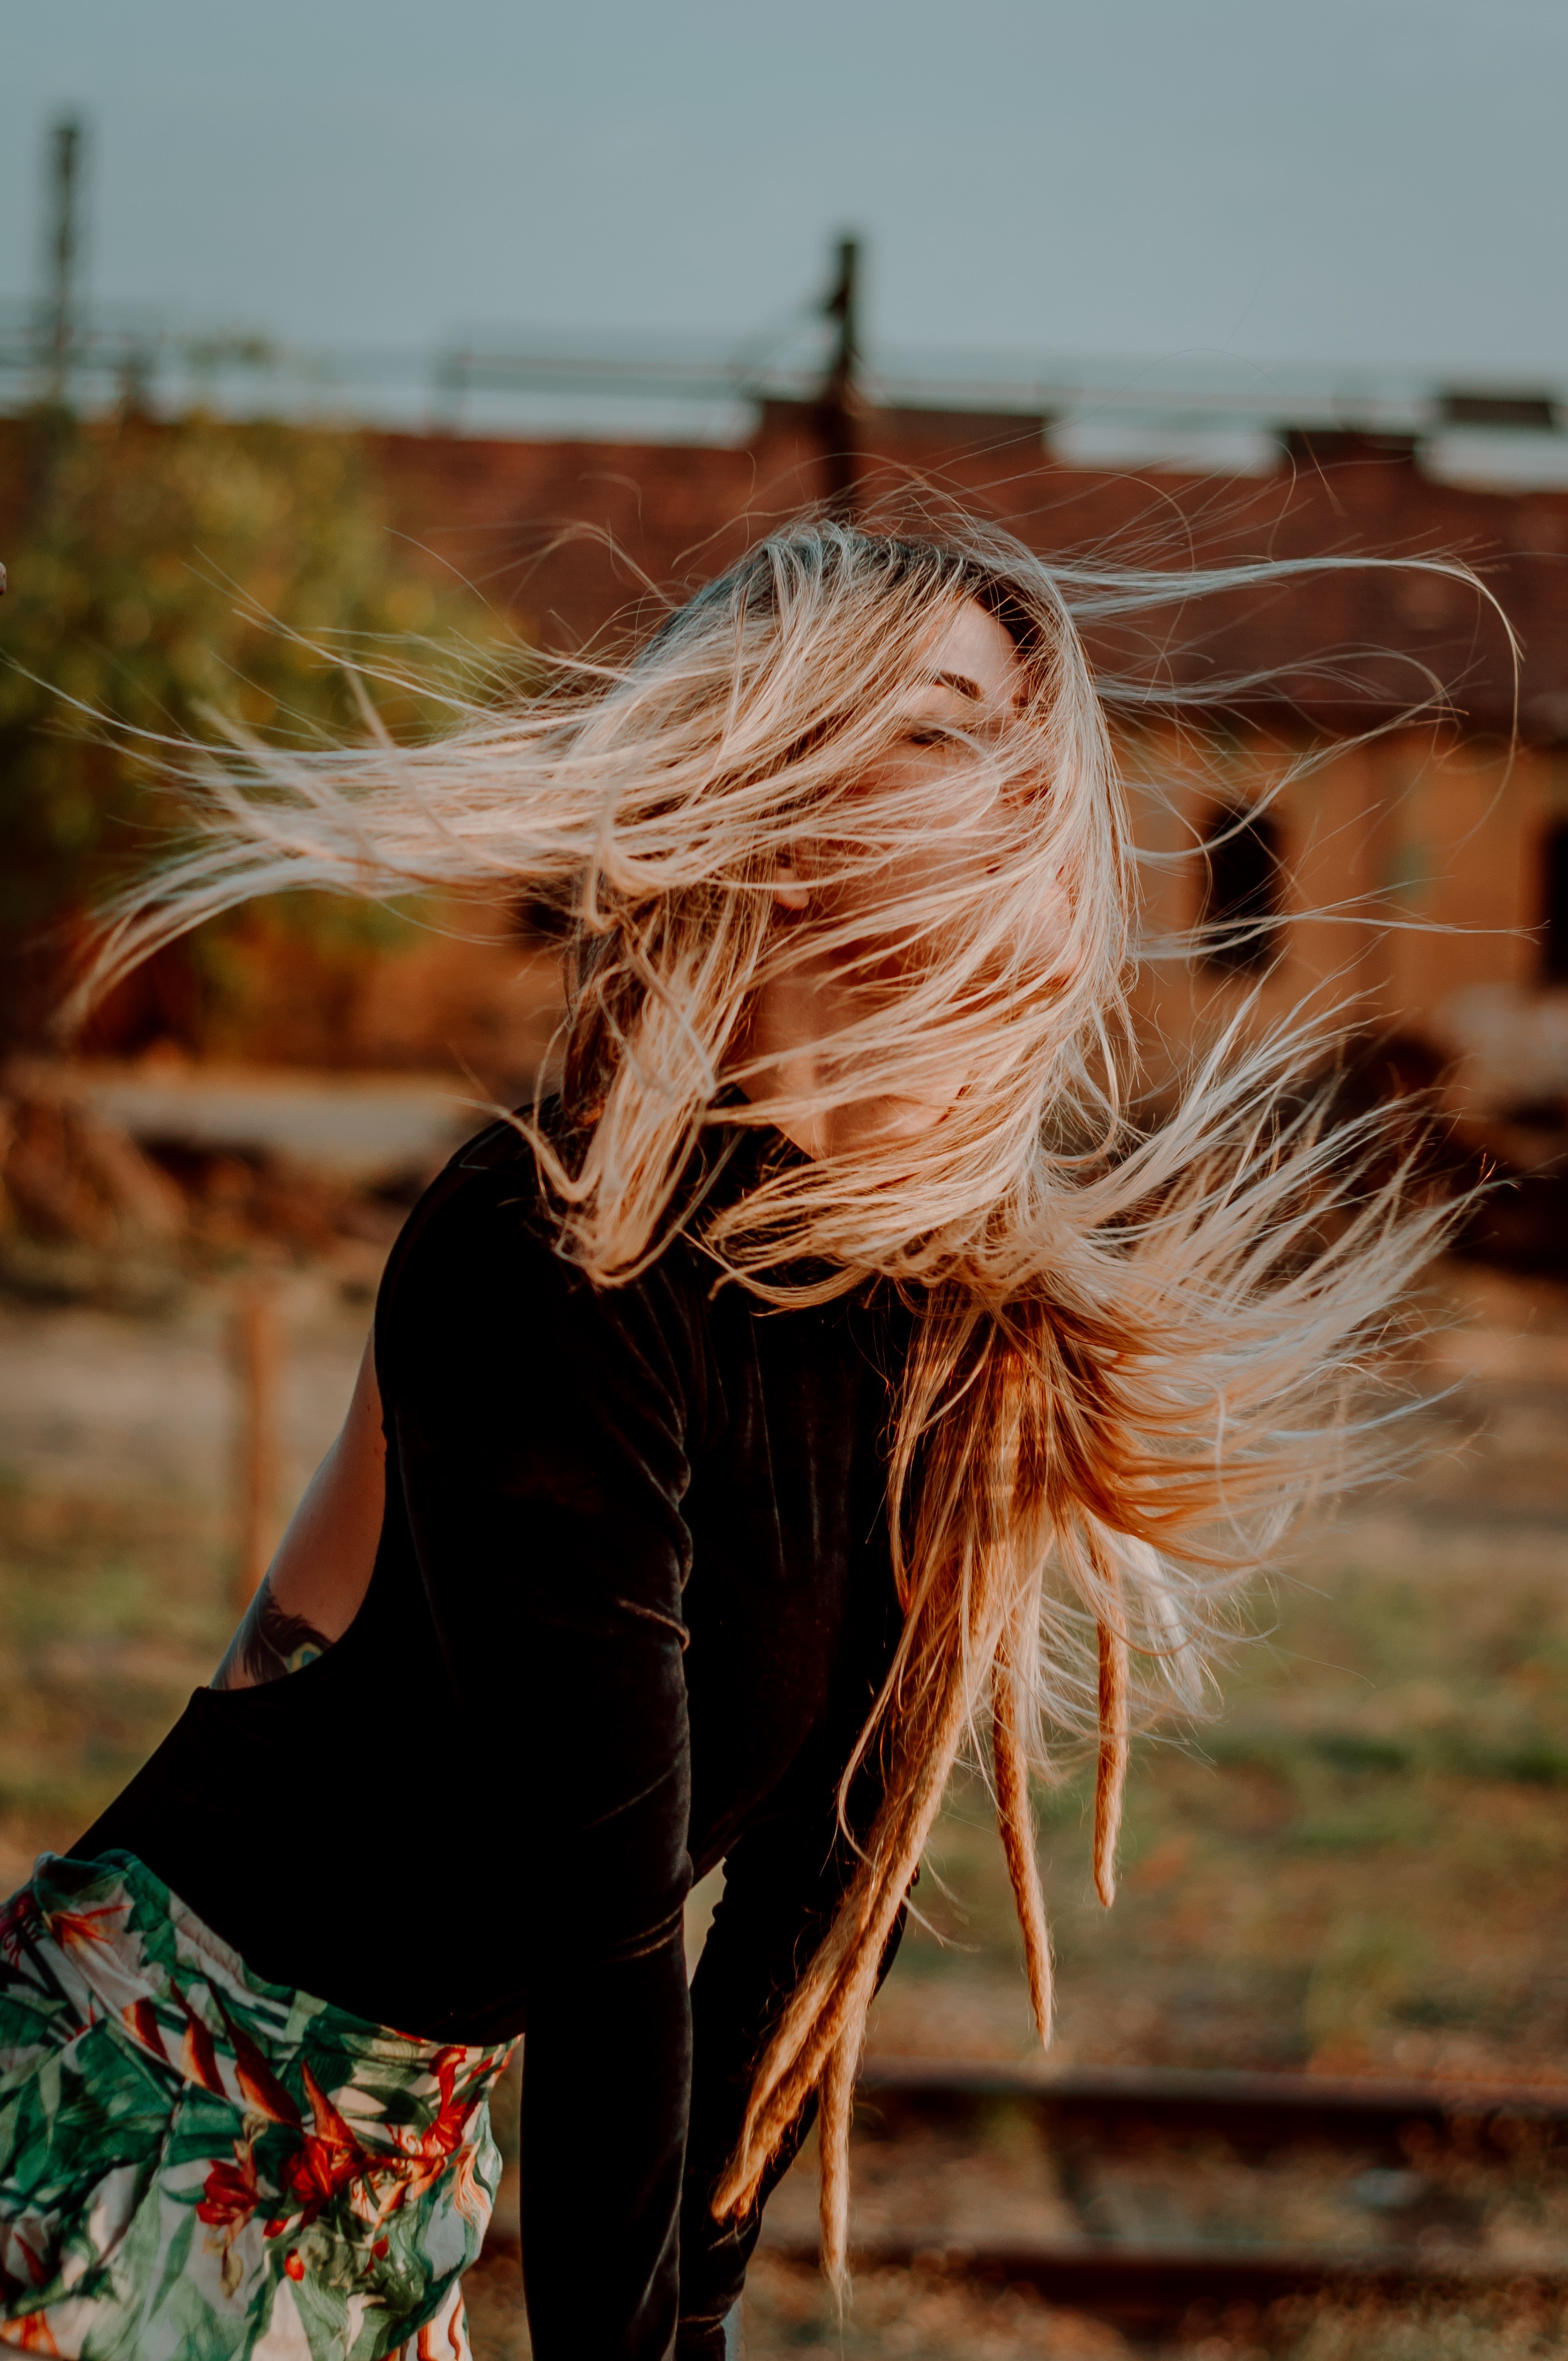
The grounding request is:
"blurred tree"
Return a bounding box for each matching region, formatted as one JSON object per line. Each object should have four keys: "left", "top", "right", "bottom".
{"left": 0, "top": 412, "right": 507, "bottom": 1052}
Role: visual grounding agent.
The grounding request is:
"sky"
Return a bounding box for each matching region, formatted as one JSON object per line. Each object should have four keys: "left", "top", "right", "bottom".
{"left": 1, "top": 0, "right": 1563, "bottom": 390}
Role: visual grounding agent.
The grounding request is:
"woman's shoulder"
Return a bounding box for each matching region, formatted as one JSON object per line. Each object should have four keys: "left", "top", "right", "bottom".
{"left": 380, "top": 1111, "right": 553, "bottom": 1301}
{"left": 373, "top": 1107, "right": 709, "bottom": 1417}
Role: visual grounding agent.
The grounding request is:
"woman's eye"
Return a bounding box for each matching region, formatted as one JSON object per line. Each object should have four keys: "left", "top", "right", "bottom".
{"left": 903, "top": 725, "right": 948, "bottom": 749}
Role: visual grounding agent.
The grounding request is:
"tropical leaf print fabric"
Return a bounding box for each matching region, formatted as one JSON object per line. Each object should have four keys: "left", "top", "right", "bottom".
{"left": 0, "top": 1851, "right": 514, "bottom": 2359}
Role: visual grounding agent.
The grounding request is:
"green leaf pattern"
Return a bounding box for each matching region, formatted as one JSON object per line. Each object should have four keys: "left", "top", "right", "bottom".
{"left": 0, "top": 1851, "right": 514, "bottom": 2358}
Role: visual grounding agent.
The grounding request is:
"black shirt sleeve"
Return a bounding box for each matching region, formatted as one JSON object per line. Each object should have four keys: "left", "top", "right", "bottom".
{"left": 674, "top": 1731, "right": 904, "bottom": 2349}
{"left": 380, "top": 1155, "right": 702, "bottom": 2361}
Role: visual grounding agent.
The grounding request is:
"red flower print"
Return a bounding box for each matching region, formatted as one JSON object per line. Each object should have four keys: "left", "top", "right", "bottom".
{"left": 3, "top": 2310, "right": 61, "bottom": 2353}
{"left": 375, "top": 2048, "right": 485, "bottom": 2219}
{"left": 197, "top": 2142, "right": 261, "bottom": 2232}
{"left": 412, "top": 2054, "right": 469, "bottom": 2167}
{"left": 43, "top": 1902, "right": 126, "bottom": 1956}
{"left": 177, "top": 2000, "right": 226, "bottom": 2097}
{"left": 284, "top": 2251, "right": 305, "bottom": 2281}
{"left": 281, "top": 2065, "right": 371, "bottom": 2223}
{"left": 0, "top": 2217, "right": 48, "bottom": 2298}
{"left": 208, "top": 1997, "right": 300, "bottom": 2127}
{"left": 120, "top": 1997, "right": 164, "bottom": 2059}
{"left": 0, "top": 1887, "right": 42, "bottom": 1967}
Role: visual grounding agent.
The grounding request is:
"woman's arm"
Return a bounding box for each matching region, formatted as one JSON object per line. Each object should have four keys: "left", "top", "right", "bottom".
{"left": 213, "top": 1337, "right": 386, "bottom": 1690}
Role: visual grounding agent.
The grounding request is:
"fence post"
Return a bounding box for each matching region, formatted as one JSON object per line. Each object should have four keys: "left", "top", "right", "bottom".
{"left": 232, "top": 1278, "right": 282, "bottom": 1609}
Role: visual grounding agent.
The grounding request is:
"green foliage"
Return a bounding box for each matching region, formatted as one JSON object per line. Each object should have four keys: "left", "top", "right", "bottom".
{"left": 0, "top": 411, "right": 502, "bottom": 1014}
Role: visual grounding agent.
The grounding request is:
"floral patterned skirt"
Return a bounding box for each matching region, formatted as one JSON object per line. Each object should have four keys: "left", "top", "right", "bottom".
{"left": 0, "top": 1850, "right": 515, "bottom": 2359}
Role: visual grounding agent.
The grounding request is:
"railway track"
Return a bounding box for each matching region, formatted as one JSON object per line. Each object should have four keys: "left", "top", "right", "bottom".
{"left": 758, "top": 2222, "right": 1566, "bottom": 2333}
{"left": 855, "top": 2052, "right": 1568, "bottom": 2145}
{"left": 754, "top": 2056, "right": 1568, "bottom": 2338}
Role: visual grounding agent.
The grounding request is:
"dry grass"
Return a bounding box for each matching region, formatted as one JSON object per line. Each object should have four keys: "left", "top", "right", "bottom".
{"left": 0, "top": 1481, "right": 231, "bottom": 1882}
{"left": 461, "top": 2254, "right": 1568, "bottom": 2359}
{"left": 874, "top": 1337, "right": 1568, "bottom": 2084}
{"left": 459, "top": 2246, "right": 1132, "bottom": 2360}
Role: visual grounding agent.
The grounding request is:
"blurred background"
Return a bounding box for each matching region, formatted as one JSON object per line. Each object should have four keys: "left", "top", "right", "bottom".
{"left": 5, "top": 6, "right": 1568, "bottom": 2356}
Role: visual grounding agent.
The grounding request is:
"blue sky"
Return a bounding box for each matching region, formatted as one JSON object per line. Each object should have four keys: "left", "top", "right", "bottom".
{"left": 1, "top": 0, "right": 1561, "bottom": 384}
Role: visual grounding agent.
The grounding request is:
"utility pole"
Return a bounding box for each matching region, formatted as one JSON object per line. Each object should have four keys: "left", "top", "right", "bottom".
{"left": 43, "top": 115, "right": 84, "bottom": 411}
{"left": 818, "top": 234, "right": 861, "bottom": 518}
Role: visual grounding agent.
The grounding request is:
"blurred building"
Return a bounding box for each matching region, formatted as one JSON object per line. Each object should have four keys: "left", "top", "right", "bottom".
{"left": 3, "top": 156, "right": 1562, "bottom": 1113}
{"left": 3, "top": 389, "right": 1565, "bottom": 1125}
{"left": 356, "top": 398, "right": 1568, "bottom": 1121}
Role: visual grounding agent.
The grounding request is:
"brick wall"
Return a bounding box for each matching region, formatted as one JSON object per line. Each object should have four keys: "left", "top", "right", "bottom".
{"left": 365, "top": 402, "right": 1559, "bottom": 734}
{"left": 360, "top": 405, "right": 1568, "bottom": 1080}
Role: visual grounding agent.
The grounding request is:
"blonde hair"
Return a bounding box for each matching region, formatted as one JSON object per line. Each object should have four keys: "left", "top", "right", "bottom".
{"left": 87, "top": 508, "right": 1454, "bottom": 2283}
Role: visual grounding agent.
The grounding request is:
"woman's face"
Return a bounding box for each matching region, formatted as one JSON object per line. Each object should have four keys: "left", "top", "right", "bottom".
{"left": 797, "top": 594, "right": 1031, "bottom": 956}
{"left": 746, "top": 596, "right": 1070, "bottom": 1158}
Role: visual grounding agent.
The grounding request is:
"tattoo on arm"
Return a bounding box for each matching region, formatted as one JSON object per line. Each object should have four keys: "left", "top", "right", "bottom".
{"left": 213, "top": 1576, "right": 332, "bottom": 1691}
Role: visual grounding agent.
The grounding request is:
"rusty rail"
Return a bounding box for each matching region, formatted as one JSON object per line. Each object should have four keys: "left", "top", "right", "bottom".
{"left": 758, "top": 2057, "right": 1568, "bottom": 2336}
{"left": 481, "top": 2060, "right": 1568, "bottom": 2332}
{"left": 855, "top": 2053, "right": 1568, "bottom": 2149}
{"left": 757, "top": 2222, "right": 1568, "bottom": 2335}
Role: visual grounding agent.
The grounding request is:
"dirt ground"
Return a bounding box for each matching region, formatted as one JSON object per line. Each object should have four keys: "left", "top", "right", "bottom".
{"left": 4, "top": 1256, "right": 1568, "bottom": 2356}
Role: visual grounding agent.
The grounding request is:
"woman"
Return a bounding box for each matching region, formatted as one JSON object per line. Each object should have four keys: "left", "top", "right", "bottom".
{"left": 0, "top": 517, "right": 1440, "bottom": 2359}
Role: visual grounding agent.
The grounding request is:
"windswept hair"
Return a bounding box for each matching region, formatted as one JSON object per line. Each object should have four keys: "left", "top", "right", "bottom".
{"left": 85, "top": 508, "right": 1458, "bottom": 2283}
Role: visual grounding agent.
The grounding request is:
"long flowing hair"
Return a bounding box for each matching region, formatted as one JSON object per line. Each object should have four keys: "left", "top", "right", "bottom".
{"left": 84, "top": 508, "right": 1461, "bottom": 2278}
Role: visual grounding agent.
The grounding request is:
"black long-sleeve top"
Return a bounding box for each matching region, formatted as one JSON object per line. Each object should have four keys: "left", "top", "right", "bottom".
{"left": 79, "top": 1113, "right": 911, "bottom": 2358}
